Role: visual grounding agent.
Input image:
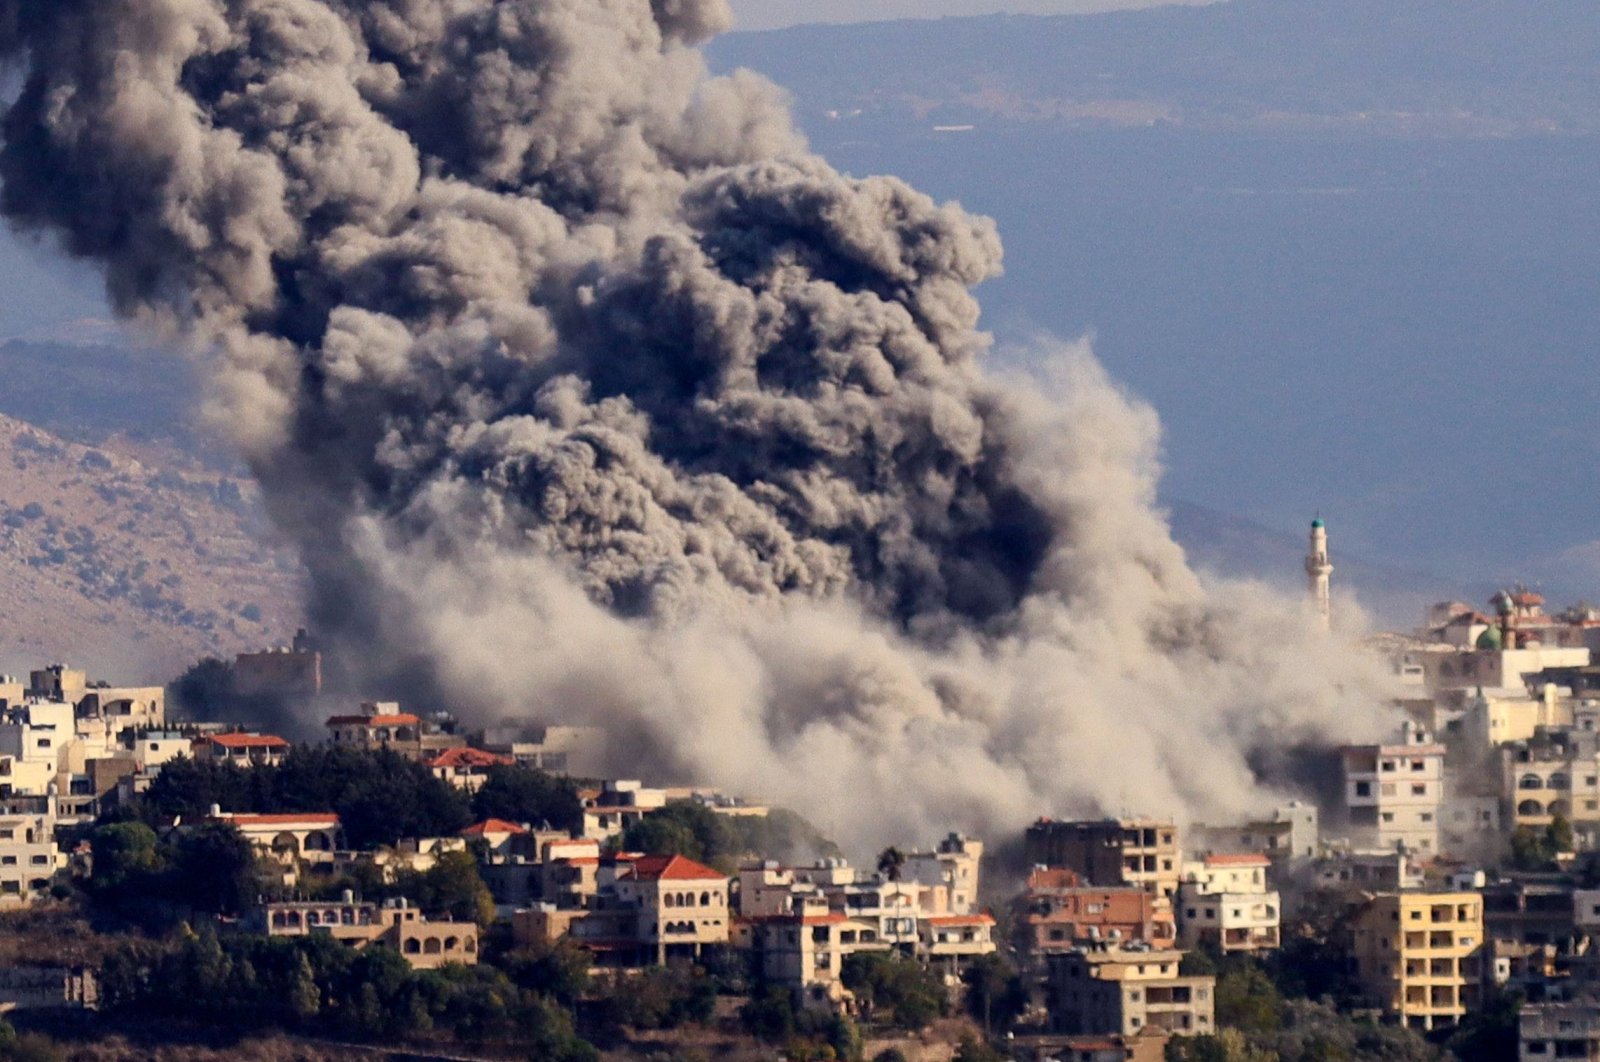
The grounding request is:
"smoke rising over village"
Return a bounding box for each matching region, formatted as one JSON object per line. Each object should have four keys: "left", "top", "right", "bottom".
{"left": 0, "top": 0, "right": 1391, "bottom": 848}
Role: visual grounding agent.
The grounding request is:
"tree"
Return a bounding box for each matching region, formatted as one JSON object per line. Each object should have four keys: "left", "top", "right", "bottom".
{"left": 503, "top": 939, "right": 592, "bottom": 1006}
{"left": 1214, "top": 963, "right": 1284, "bottom": 1035}
{"left": 1446, "top": 988, "right": 1521, "bottom": 1062}
{"left": 399, "top": 851, "right": 496, "bottom": 928}
{"left": 962, "top": 953, "right": 1028, "bottom": 1034}
{"left": 86, "top": 821, "right": 161, "bottom": 895}
{"left": 166, "top": 822, "right": 264, "bottom": 916}
{"left": 740, "top": 985, "right": 797, "bottom": 1043}
{"left": 621, "top": 815, "right": 704, "bottom": 861}
{"left": 471, "top": 765, "right": 582, "bottom": 833}
{"left": 953, "top": 1038, "right": 1007, "bottom": 1062}
{"left": 1165, "top": 1030, "right": 1273, "bottom": 1062}
{"left": 841, "top": 953, "right": 944, "bottom": 1030}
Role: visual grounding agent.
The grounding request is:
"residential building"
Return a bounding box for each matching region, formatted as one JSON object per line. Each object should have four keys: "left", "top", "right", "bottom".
{"left": 1049, "top": 946, "right": 1216, "bottom": 1039}
{"left": 487, "top": 724, "right": 606, "bottom": 777}
{"left": 208, "top": 810, "right": 343, "bottom": 867}
{"left": 920, "top": 912, "right": 998, "bottom": 978}
{"left": 1341, "top": 722, "right": 1446, "bottom": 855}
{"left": 1313, "top": 849, "right": 1424, "bottom": 893}
{"left": 1520, "top": 1003, "right": 1600, "bottom": 1062}
{"left": 903, "top": 833, "right": 984, "bottom": 914}
{"left": 1026, "top": 819, "right": 1182, "bottom": 898}
{"left": 0, "top": 967, "right": 97, "bottom": 1013}
{"left": 326, "top": 702, "right": 423, "bottom": 750}
{"left": 1176, "top": 855, "right": 1280, "bottom": 954}
{"left": 1505, "top": 730, "right": 1600, "bottom": 849}
{"left": 753, "top": 899, "right": 888, "bottom": 1011}
{"left": 1191, "top": 803, "right": 1318, "bottom": 863}
{"left": 612, "top": 854, "right": 731, "bottom": 965}
{"left": 233, "top": 638, "right": 323, "bottom": 698}
{"left": 126, "top": 730, "right": 193, "bottom": 771}
{"left": 250, "top": 896, "right": 478, "bottom": 970}
{"left": 193, "top": 732, "right": 290, "bottom": 767}
{"left": 428, "top": 747, "right": 513, "bottom": 792}
{"left": 1020, "top": 867, "right": 1177, "bottom": 959}
{"left": 579, "top": 780, "right": 668, "bottom": 841}
{"left": 0, "top": 813, "right": 63, "bottom": 905}
{"left": 1351, "top": 891, "right": 1485, "bottom": 1031}
{"left": 1483, "top": 880, "right": 1577, "bottom": 948}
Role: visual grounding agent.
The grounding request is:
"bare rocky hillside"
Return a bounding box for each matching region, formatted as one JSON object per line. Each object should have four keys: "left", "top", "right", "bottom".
{"left": 0, "top": 413, "right": 301, "bottom": 681}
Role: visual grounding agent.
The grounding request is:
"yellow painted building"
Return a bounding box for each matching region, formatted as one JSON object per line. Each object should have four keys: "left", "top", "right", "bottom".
{"left": 1352, "top": 892, "right": 1484, "bottom": 1032}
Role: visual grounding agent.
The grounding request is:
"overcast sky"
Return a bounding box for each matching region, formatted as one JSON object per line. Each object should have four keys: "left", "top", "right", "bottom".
{"left": 726, "top": 0, "right": 1216, "bottom": 32}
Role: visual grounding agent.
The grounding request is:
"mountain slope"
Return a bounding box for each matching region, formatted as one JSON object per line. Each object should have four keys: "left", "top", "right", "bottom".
{"left": 0, "top": 414, "right": 301, "bottom": 680}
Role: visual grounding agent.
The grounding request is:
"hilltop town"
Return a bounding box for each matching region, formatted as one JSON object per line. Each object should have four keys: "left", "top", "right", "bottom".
{"left": 0, "top": 524, "right": 1590, "bottom": 1061}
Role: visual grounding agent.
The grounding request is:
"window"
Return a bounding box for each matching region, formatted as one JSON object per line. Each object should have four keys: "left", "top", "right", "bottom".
{"left": 1382, "top": 761, "right": 1396, "bottom": 772}
{"left": 1355, "top": 782, "right": 1372, "bottom": 797}
{"left": 1420, "top": 813, "right": 1434, "bottom": 823}
{"left": 1381, "top": 812, "right": 1395, "bottom": 823}
{"left": 1412, "top": 784, "right": 1427, "bottom": 796}
{"left": 1411, "top": 760, "right": 1425, "bottom": 771}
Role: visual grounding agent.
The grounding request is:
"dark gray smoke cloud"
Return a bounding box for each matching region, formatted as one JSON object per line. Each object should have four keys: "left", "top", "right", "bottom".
{"left": 0, "top": 0, "right": 1393, "bottom": 848}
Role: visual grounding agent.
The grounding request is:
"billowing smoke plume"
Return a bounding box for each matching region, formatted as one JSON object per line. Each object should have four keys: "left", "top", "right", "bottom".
{"left": 0, "top": 0, "right": 1392, "bottom": 848}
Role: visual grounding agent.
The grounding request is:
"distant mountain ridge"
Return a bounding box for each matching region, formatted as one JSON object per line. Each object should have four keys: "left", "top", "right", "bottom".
{"left": 711, "top": 0, "right": 1600, "bottom": 135}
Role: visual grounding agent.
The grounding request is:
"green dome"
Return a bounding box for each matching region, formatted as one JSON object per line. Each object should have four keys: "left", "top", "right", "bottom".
{"left": 1311, "top": 518, "right": 1325, "bottom": 529}
{"left": 1477, "top": 626, "right": 1504, "bottom": 650}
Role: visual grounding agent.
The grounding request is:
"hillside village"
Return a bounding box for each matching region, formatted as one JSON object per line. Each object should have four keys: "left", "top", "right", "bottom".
{"left": 3, "top": 553, "right": 1600, "bottom": 1060}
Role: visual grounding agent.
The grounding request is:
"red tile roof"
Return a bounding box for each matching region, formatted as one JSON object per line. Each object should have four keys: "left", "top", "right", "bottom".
{"left": 202, "top": 733, "right": 289, "bottom": 749}
{"left": 325, "top": 714, "right": 421, "bottom": 727}
{"left": 461, "top": 818, "right": 528, "bottom": 837}
{"left": 624, "top": 854, "right": 727, "bottom": 883}
{"left": 429, "top": 747, "right": 514, "bottom": 770}
{"left": 217, "top": 813, "right": 339, "bottom": 827}
{"left": 1204, "top": 853, "right": 1271, "bottom": 867}
{"left": 927, "top": 914, "right": 996, "bottom": 927}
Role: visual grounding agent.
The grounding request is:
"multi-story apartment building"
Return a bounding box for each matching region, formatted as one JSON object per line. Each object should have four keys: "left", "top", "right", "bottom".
{"left": 0, "top": 813, "right": 63, "bottom": 905}
{"left": 1341, "top": 722, "right": 1446, "bottom": 855}
{"left": 1351, "top": 891, "right": 1485, "bottom": 1031}
{"left": 753, "top": 894, "right": 889, "bottom": 1011}
{"left": 1026, "top": 819, "right": 1181, "bottom": 899}
{"left": 1020, "top": 868, "right": 1177, "bottom": 960}
{"left": 1520, "top": 1003, "right": 1600, "bottom": 1061}
{"left": 1176, "top": 855, "right": 1280, "bottom": 954}
{"left": 903, "top": 833, "right": 983, "bottom": 914}
{"left": 1191, "top": 803, "right": 1318, "bottom": 863}
{"left": 1049, "top": 946, "right": 1216, "bottom": 1040}
{"left": 1504, "top": 730, "right": 1600, "bottom": 848}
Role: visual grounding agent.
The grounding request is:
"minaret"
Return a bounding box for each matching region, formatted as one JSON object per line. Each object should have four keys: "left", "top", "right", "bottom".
{"left": 1306, "top": 517, "right": 1333, "bottom": 631}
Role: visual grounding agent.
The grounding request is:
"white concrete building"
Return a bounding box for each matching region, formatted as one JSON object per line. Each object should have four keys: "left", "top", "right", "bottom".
{"left": 1342, "top": 722, "right": 1446, "bottom": 855}
{"left": 902, "top": 833, "right": 983, "bottom": 915}
{"left": 1177, "top": 854, "right": 1280, "bottom": 954}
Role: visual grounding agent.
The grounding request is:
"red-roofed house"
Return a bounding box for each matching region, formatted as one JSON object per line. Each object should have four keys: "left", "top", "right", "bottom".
{"left": 919, "top": 912, "right": 997, "bottom": 975}
{"left": 194, "top": 732, "right": 290, "bottom": 767}
{"left": 526, "top": 853, "right": 731, "bottom": 966}
{"left": 429, "top": 747, "right": 513, "bottom": 792}
{"left": 208, "top": 810, "right": 343, "bottom": 868}
{"left": 326, "top": 701, "right": 423, "bottom": 751}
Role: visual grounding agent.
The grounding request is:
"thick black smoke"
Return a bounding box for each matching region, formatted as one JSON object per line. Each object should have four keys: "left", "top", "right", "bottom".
{"left": 0, "top": 0, "right": 1391, "bottom": 847}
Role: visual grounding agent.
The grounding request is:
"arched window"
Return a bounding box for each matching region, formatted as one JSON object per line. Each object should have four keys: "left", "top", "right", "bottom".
{"left": 701, "top": 891, "right": 711, "bottom": 906}
{"left": 1550, "top": 773, "right": 1572, "bottom": 791}
{"left": 307, "top": 911, "right": 322, "bottom": 927}
{"left": 1519, "top": 799, "right": 1544, "bottom": 816}
{"left": 424, "top": 938, "right": 443, "bottom": 954}
{"left": 664, "top": 894, "right": 676, "bottom": 908}
{"left": 1521, "top": 775, "right": 1546, "bottom": 790}
{"left": 444, "top": 936, "right": 459, "bottom": 952}
{"left": 404, "top": 938, "right": 421, "bottom": 954}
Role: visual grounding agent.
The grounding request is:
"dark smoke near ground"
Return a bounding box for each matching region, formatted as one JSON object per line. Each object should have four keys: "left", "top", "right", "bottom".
{"left": 0, "top": 0, "right": 1393, "bottom": 849}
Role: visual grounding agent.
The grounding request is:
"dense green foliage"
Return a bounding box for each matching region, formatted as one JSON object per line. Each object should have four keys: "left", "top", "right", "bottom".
{"left": 472, "top": 764, "right": 585, "bottom": 833}
{"left": 1510, "top": 816, "right": 1575, "bottom": 872}
{"left": 960, "top": 953, "right": 1028, "bottom": 1033}
{"left": 86, "top": 820, "right": 264, "bottom": 922}
{"left": 619, "top": 800, "right": 838, "bottom": 869}
{"left": 840, "top": 953, "right": 945, "bottom": 1031}
{"left": 130, "top": 746, "right": 475, "bottom": 849}
{"left": 97, "top": 925, "right": 597, "bottom": 1057}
